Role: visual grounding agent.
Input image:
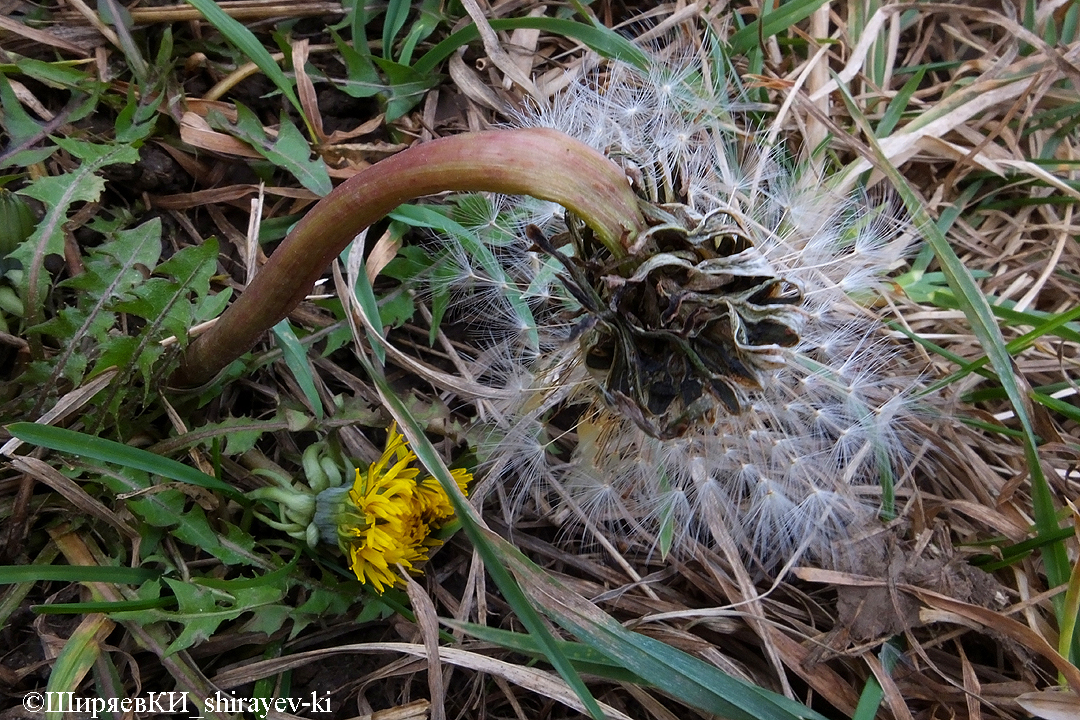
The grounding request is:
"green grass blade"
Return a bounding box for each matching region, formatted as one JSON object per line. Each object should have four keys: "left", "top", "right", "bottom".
{"left": 922, "top": 303, "right": 1080, "bottom": 394}
{"left": 727, "top": 0, "right": 829, "bottom": 56}
{"left": 183, "top": 0, "right": 310, "bottom": 135}
{"left": 494, "top": 539, "right": 829, "bottom": 720}
{"left": 971, "top": 525, "right": 1075, "bottom": 571}
{"left": 344, "top": 241, "right": 386, "bottom": 364}
{"left": 899, "top": 276, "right": 1080, "bottom": 345}
{"left": 959, "top": 417, "right": 1027, "bottom": 439}
{"left": 382, "top": 0, "right": 411, "bottom": 61}
{"left": 7, "top": 423, "right": 242, "bottom": 499}
{"left": 851, "top": 673, "right": 885, "bottom": 720}
{"left": 271, "top": 319, "right": 324, "bottom": 420}
{"left": 414, "top": 17, "right": 649, "bottom": 76}
{"left": 0, "top": 544, "right": 59, "bottom": 628}
{"left": 1032, "top": 391, "right": 1080, "bottom": 425}
{"left": 851, "top": 641, "right": 901, "bottom": 720}
{"left": 445, "top": 621, "right": 646, "bottom": 683}
{"left": 876, "top": 68, "right": 924, "bottom": 138}
{"left": 0, "top": 565, "right": 161, "bottom": 584}
{"left": 33, "top": 596, "right": 177, "bottom": 614}
{"left": 396, "top": 0, "right": 443, "bottom": 67}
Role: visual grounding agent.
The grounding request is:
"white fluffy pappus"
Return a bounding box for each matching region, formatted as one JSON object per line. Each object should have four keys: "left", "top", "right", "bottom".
{"left": 427, "top": 49, "right": 927, "bottom": 569}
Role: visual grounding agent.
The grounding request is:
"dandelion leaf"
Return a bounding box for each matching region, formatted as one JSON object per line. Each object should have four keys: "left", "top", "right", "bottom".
{"left": 154, "top": 579, "right": 285, "bottom": 656}
{"left": 11, "top": 142, "right": 139, "bottom": 358}
{"left": 218, "top": 105, "right": 332, "bottom": 196}
{"left": 171, "top": 507, "right": 263, "bottom": 567}
{"left": 291, "top": 586, "right": 355, "bottom": 639}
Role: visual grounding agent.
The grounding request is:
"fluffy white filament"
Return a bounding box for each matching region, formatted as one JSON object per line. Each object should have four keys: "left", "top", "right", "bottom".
{"left": 424, "top": 49, "right": 924, "bottom": 569}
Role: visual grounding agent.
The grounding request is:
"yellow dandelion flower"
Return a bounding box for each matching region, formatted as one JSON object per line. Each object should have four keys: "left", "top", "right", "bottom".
{"left": 313, "top": 423, "right": 471, "bottom": 593}
{"left": 416, "top": 470, "right": 470, "bottom": 525}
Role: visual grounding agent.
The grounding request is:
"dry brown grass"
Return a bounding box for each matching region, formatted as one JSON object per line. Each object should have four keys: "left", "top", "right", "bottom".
{"left": 2, "top": 1, "right": 1080, "bottom": 719}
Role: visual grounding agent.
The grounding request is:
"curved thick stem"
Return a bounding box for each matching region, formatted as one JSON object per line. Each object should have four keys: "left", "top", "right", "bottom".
{"left": 171, "top": 128, "right": 645, "bottom": 388}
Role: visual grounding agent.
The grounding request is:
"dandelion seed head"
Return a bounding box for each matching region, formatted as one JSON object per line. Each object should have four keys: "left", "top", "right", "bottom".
{"left": 426, "top": 42, "right": 929, "bottom": 570}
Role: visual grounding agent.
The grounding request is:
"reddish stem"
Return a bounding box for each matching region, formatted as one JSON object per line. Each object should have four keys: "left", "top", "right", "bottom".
{"left": 172, "top": 128, "right": 644, "bottom": 388}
